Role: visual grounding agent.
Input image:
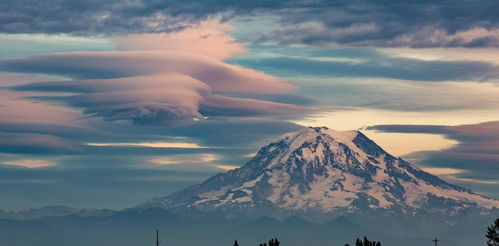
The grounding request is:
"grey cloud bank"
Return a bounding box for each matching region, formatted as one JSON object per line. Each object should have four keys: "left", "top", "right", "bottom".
{"left": 2, "top": 0, "right": 499, "bottom": 47}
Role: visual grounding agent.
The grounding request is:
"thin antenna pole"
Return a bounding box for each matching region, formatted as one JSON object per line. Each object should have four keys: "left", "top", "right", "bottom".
{"left": 156, "top": 229, "right": 159, "bottom": 246}
{"left": 432, "top": 237, "right": 439, "bottom": 246}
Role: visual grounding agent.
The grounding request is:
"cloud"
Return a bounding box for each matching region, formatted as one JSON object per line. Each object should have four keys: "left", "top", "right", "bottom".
{"left": 231, "top": 46, "right": 499, "bottom": 112}
{"left": 150, "top": 153, "right": 218, "bottom": 164}
{"left": 367, "top": 121, "right": 499, "bottom": 183}
{"left": 0, "top": 0, "right": 298, "bottom": 35}
{"left": 214, "top": 164, "right": 238, "bottom": 170}
{"left": 10, "top": 72, "right": 302, "bottom": 126}
{"left": 234, "top": 49, "right": 499, "bottom": 82}
{"left": 200, "top": 95, "right": 304, "bottom": 117}
{"left": 0, "top": 21, "right": 307, "bottom": 157}
{"left": 259, "top": 22, "right": 499, "bottom": 49}
{"left": 162, "top": 117, "right": 304, "bottom": 148}
{"left": 0, "top": 90, "right": 93, "bottom": 154}
{"left": 148, "top": 153, "right": 225, "bottom": 171}
{"left": 421, "top": 167, "right": 463, "bottom": 176}
{"left": 0, "top": 26, "right": 305, "bottom": 126}
{"left": 0, "top": 132, "right": 83, "bottom": 154}
{"left": 2, "top": 159, "right": 56, "bottom": 168}
{"left": 258, "top": 1, "right": 499, "bottom": 48}
{"left": 0, "top": 17, "right": 313, "bottom": 208}
{"left": 0, "top": 0, "right": 302, "bottom": 35}
{"left": 115, "top": 20, "right": 245, "bottom": 60}
{"left": 2, "top": 0, "right": 499, "bottom": 48}
{"left": 0, "top": 22, "right": 304, "bottom": 126}
{"left": 86, "top": 142, "right": 205, "bottom": 148}
{"left": 0, "top": 0, "right": 197, "bottom": 35}
{"left": 0, "top": 50, "right": 295, "bottom": 92}
{"left": 227, "top": 43, "right": 499, "bottom": 115}
{"left": 1, "top": 49, "right": 297, "bottom": 98}
{"left": 0, "top": 72, "right": 64, "bottom": 86}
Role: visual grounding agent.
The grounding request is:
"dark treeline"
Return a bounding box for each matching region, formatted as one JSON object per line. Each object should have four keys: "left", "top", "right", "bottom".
{"left": 347, "top": 237, "right": 381, "bottom": 246}
{"left": 230, "top": 217, "right": 499, "bottom": 246}
{"left": 233, "top": 236, "right": 379, "bottom": 246}
{"left": 258, "top": 237, "right": 280, "bottom": 246}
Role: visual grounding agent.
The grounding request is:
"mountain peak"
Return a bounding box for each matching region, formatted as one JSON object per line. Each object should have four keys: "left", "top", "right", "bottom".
{"left": 285, "top": 126, "right": 359, "bottom": 143}
{"left": 141, "top": 126, "right": 499, "bottom": 218}
{"left": 282, "top": 126, "right": 360, "bottom": 151}
{"left": 260, "top": 126, "right": 383, "bottom": 172}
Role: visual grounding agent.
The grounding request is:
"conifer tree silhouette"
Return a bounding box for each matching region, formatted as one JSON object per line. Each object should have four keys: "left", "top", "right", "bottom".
{"left": 260, "top": 237, "right": 280, "bottom": 246}
{"left": 352, "top": 236, "right": 381, "bottom": 246}
{"left": 363, "top": 236, "right": 371, "bottom": 246}
{"left": 355, "top": 238, "right": 362, "bottom": 246}
{"left": 486, "top": 218, "right": 499, "bottom": 246}
{"left": 233, "top": 240, "right": 239, "bottom": 246}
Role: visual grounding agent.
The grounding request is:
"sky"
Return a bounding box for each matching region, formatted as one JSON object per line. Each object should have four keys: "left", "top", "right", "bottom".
{"left": 1, "top": 0, "right": 499, "bottom": 210}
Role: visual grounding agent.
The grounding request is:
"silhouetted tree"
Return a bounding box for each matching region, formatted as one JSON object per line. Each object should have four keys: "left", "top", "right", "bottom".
{"left": 355, "top": 238, "right": 362, "bottom": 246}
{"left": 364, "top": 237, "right": 371, "bottom": 246}
{"left": 260, "top": 237, "right": 280, "bottom": 246}
{"left": 352, "top": 236, "right": 381, "bottom": 246}
{"left": 233, "top": 240, "right": 239, "bottom": 246}
{"left": 486, "top": 218, "right": 499, "bottom": 246}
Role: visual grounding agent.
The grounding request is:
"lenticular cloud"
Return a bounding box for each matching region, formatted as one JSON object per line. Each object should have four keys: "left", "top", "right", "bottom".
{"left": 0, "top": 23, "right": 303, "bottom": 126}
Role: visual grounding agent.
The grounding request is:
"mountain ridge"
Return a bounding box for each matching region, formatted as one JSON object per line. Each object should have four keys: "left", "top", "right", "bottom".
{"left": 140, "top": 126, "right": 499, "bottom": 219}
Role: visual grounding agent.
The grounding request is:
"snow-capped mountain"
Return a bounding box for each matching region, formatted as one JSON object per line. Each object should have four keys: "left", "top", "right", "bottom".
{"left": 141, "top": 127, "right": 499, "bottom": 217}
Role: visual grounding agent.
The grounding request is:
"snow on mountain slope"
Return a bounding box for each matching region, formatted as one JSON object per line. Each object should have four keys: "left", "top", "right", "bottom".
{"left": 141, "top": 127, "right": 499, "bottom": 216}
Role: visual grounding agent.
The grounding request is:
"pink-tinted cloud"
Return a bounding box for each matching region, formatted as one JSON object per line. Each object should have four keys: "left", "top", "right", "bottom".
{"left": 0, "top": 72, "right": 64, "bottom": 87}
{"left": 0, "top": 21, "right": 306, "bottom": 155}
{"left": 115, "top": 20, "right": 245, "bottom": 60}
{"left": 2, "top": 159, "right": 56, "bottom": 168}
{"left": 1, "top": 50, "right": 295, "bottom": 94}
{"left": 3, "top": 43, "right": 303, "bottom": 125}
{"left": 0, "top": 131, "right": 83, "bottom": 154}
{"left": 66, "top": 74, "right": 209, "bottom": 125}
{"left": 13, "top": 73, "right": 304, "bottom": 125}
{"left": 0, "top": 90, "right": 101, "bottom": 154}
{"left": 0, "top": 90, "right": 80, "bottom": 123}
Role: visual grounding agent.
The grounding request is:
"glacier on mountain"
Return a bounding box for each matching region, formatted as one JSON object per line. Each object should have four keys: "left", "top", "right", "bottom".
{"left": 141, "top": 127, "right": 499, "bottom": 217}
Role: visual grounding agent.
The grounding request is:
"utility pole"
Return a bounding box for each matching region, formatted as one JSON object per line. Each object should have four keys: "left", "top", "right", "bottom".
{"left": 432, "top": 237, "right": 439, "bottom": 246}
{"left": 156, "top": 229, "right": 160, "bottom": 246}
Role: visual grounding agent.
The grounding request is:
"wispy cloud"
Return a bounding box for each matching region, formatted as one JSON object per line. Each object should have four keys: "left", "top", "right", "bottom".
{"left": 87, "top": 142, "right": 206, "bottom": 148}
{"left": 2, "top": 159, "right": 56, "bottom": 168}
{"left": 214, "top": 164, "right": 239, "bottom": 170}
{"left": 367, "top": 121, "right": 499, "bottom": 185}
{"left": 147, "top": 153, "right": 237, "bottom": 171}
{"left": 422, "top": 167, "right": 463, "bottom": 176}
{"left": 150, "top": 154, "right": 218, "bottom": 165}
